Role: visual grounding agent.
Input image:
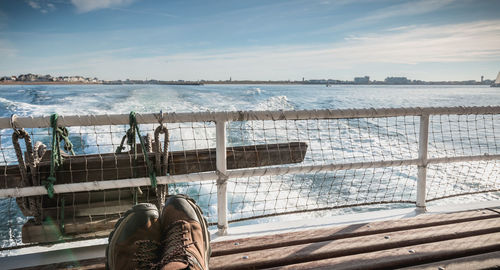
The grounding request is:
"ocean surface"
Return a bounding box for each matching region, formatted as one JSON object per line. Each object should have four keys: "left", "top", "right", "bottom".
{"left": 1, "top": 84, "right": 499, "bottom": 117}
{"left": 0, "top": 84, "right": 499, "bottom": 248}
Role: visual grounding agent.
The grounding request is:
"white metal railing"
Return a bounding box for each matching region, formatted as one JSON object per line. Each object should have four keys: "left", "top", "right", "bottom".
{"left": 0, "top": 106, "right": 499, "bottom": 236}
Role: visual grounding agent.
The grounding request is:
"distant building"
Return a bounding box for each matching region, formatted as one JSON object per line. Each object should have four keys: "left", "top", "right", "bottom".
{"left": 354, "top": 76, "right": 370, "bottom": 84}
{"left": 481, "top": 75, "right": 484, "bottom": 83}
{"left": 0, "top": 76, "right": 16, "bottom": 81}
{"left": 385, "top": 77, "right": 410, "bottom": 84}
{"left": 308, "top": 79, "right": 328, "bottom": 84}
{"left": 18, "top": 73, "right": 38, "bottom": 81}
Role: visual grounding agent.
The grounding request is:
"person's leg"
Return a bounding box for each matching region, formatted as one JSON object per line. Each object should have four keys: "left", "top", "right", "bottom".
{"left": 158, "top": 194, "right": 211, "bottom": 270}
{"left": 106, "top": 203, "right": 161, "bottom": 270}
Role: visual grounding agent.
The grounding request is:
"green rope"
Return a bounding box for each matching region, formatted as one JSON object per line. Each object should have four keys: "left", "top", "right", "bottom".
{"left": 128, "top": 111, "right": 157, "bottom": 189}
{"left": 43, "top": 113, "right": 75, "bottom": 198}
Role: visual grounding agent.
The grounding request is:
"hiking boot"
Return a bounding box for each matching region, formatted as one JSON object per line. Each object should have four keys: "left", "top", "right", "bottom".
{"left": 158, "top": 194, "right": 211, "bottom": 270}
{"left": 106, "top": 203, "right": 161, "bottom": 270}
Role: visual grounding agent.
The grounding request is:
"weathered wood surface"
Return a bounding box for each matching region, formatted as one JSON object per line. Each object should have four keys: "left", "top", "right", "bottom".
{"left": 211, "top": 208, "right": 499, "bottom": 256}
{"left": 266, "top": 233, "right": 500, "bottom": 270}
{"left": 0, "top": 142, "right": 307, "bottom": 188}
{"left": 22, "top": 216, "right": 118, "bottom": 243}
{"left": 15, "top": 208, "right": 500, "bottom": 270}
{"left": 210, "top": 218, "right": 500, "bottom": 269}
{"left": 399, "top": 250, "right": 500, "bottom": 270}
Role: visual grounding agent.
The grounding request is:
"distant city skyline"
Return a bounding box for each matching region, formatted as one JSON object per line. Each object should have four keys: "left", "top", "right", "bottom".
{"left": 0, "top": 0, "right": 499, "bottom": 81}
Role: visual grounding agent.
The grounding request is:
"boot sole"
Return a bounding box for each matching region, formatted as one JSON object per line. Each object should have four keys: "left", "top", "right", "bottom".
{"left": 105, "top": 203, "right": 159, "bottom": 270}
{"left": 166, "top": 194, "right": 212, "bottom": 268}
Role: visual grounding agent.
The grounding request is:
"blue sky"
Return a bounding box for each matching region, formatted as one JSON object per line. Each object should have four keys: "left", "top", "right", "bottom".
{"left": 0, "top": 0, "right": 499, "bottom": 81}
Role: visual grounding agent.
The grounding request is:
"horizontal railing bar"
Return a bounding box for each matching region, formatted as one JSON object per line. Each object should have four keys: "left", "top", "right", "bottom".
{"left": 0, "top": 172, "right": 218, "bottom": 198}
{"left": 1, "top": 106, "right": 499, "bottom": 129}
{"left": 0, "top": 153, "right": 497, "bottom": 198}
{"left": 227, "top": 159, "right": 421, "bottom": 178}
{"left": 428, "top": 154, "right": 500, "bottom": 164}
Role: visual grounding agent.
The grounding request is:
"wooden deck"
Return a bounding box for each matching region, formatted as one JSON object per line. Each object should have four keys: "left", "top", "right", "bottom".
{"left": 16, "top": 207, "right": 500, "bottom": 270}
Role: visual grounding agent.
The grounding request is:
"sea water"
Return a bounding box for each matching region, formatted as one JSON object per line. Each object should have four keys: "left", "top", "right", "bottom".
{"left": 1, "top": 84, "right": 499, "bottom": 117}
{"left": 0, "top": 84, "right": 498, "bottom": 248}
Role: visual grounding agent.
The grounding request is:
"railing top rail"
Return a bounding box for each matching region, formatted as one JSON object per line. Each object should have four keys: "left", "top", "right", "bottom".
{"left": 1, "top": 106, "right": 499, "bottom": 129}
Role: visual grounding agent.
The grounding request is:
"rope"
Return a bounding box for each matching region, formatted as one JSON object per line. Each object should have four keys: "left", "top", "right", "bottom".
{"left": 12, "top": 128, "right": 35, "bottom": 218}
{"left": 116, "top": 112, "right": 157, "bottom": 189}
{"left": 154, "top": 122, "right": 169, "bottom": 208}
{"left": 44, "top": 113, "right": 75, "bottom": 199}
{"left": 11, "top": 115, "right": 45, "bottom": 223}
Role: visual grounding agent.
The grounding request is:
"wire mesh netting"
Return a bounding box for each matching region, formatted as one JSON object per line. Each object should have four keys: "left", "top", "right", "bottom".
{"left": 426, "top": 114, "right": 500, "bottom": 201}
{"left": 225, "top": 117, "right": 420, "bottom": 223}
{"left": 0, "top": 109, "right": 498, "bottom": 251}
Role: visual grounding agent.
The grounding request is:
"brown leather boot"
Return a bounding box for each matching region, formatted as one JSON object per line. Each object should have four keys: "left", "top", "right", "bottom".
{"left": 106, "top": 203, "right": 161, "bottom": 270}
{"left": 158, "top": 194, "right": 211, "bottom": 270}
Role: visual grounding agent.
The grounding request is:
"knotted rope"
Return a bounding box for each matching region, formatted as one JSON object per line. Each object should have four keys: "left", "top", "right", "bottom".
{"left": 11, "top": 114, "right": 45, "bottom": 222}
{"left": 154, "top": 112, "right": 170, "bottom": 208}
{"left": 116, "top": 112, "right": 157, "bottom": 190}
{"left": 44, "top": 113, "right": 75, "bottom": 199}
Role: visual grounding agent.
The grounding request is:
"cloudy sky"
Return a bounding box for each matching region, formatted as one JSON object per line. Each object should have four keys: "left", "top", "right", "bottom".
{"left": 0, "top": 0, "right": 499, "bottom": 81}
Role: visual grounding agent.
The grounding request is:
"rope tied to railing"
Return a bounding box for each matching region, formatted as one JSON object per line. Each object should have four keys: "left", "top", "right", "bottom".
{"left": 154, "top": 110, "right": 169, "bottom": 207}
{"left": 116, "top": 112, "right": 157, "bottom": 190}
{"left": 44, "top": 113, "right": 75, "bottom": 199}
{"left": 11, "top": 114, "right": 42, "bottom": 220}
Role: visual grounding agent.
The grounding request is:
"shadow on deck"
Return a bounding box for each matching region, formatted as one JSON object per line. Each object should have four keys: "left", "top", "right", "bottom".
{"left": 16, "top": 207, "right": 500, "bottom": 270}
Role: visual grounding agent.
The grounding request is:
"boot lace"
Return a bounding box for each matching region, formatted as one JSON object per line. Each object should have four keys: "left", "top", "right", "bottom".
{"left": 159, "top": 220, "right": 200, "bottom": 267}
{"left": 133, "top": 240, "right": 161, "bottom": 270}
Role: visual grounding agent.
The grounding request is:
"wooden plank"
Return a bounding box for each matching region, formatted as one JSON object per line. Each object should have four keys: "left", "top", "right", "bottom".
{"left": 265, "top": 232, "right": 500, "bottom": 270}
{"left": 209, "top": 217, "right": 500, "bottom": 269}
{"left": 15, "top": 245, "right": 500, "bottom": 270}
{"left": 40, "top": 200, "right": 135, "bottom": 218}
{"left": 399, "top": 250, "right": 500, "bottom": 270}
{"left": 0, "top": 142, "right": 308, "bottom": 188}
{"left": 22, "top": 216, "right": 119, "bottom": 243}
{"left": 41, "top": 188, "right": 153, "bottom": 207}
{"left": 14, "top": 258, "right": 106, "bottom": 270}
{"left": 211, "top": 208, "right": 500, "bottom": 256}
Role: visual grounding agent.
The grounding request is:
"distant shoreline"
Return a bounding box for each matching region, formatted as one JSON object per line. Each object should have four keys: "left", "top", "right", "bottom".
{"left": 0, "top": 81, "right": 100, "bottom": 85}
{"left": 0, "top": 81, "right": 494, "bottom": 86}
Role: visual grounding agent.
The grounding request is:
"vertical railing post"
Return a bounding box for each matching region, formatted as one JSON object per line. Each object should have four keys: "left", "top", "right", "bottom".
{"left": 216, "top": 120, "right": 228, "bottom": 235}
{"left": 416, "top": 114, "right": 429, "bottom": 212}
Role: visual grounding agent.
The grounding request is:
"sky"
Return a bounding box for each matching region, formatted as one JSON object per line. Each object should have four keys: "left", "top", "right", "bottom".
{"left": 0, "top": 0, "right": 499, "bottom": 81}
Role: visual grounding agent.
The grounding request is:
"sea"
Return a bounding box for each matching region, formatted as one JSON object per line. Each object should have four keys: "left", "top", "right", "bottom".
{"left": 0, "top": 84, "right": 499, "bottom": 248}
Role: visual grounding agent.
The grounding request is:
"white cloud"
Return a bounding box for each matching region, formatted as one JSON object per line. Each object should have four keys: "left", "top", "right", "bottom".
{"left": 71, "top": 0, "right": 136, "bottom": 13}
{"left": 118, "top": 19, "right": 499, "bottom": 79}
{"left": 27, "top": 1, "right": 41, "bottom": 9}
{"left": 26, "top": 0, "right": 56, "bottom": 13}
{"left": 359, "top": 0, "right": 456, "bottom": 22}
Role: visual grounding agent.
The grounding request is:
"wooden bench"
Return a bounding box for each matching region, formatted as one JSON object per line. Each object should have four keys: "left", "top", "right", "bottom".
{"left": 17, "top": 207, "right": 500, "bottom": 269}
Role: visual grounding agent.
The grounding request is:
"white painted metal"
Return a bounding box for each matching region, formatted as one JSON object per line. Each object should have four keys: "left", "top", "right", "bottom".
{"left": 227, "top": 159, "right": 420, "bottom": 179}
{"left": 427, "top": 154, "right": 500, "bottom": 164}
{"left": 2, "top": 106, "right": 499, "bottom": 128}
{"left": 417, "top": 114, "right": 430, "bottom": 210}
{"left": 216, "top": 120, "right": 228, "bottom": 236}
{"left": 0, "top": 172, "right": 218, "bottom": 198}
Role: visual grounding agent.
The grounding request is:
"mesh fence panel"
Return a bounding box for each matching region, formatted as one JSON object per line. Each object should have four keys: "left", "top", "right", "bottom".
{"left": 225, "top": 117, "right": 419, "bottom": 223}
